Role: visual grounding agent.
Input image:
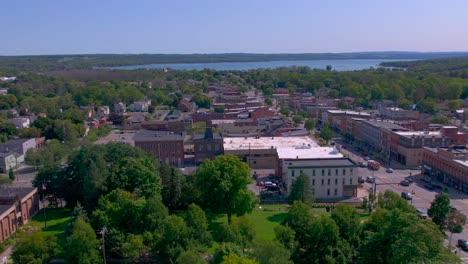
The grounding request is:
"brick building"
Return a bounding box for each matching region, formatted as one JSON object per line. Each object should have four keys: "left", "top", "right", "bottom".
{"left": 422, "top": 146, "right": 468, "bottom": 194}
{"left": 0, "top": 187, "right": 40, "bottom": 243}
{"left": 133, "top": 129, "right": 185, "bottom": 167}
{"left": 194, "top": 127, "right": 224, "bottom": 164}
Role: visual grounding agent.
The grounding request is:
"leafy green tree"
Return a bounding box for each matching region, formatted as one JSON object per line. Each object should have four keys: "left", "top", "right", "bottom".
{"left": 11, "top": 226, "right": 58, "bottom": 264}
{"left": 214, "top": 105, "right": 225, "bottom": 113}
{"left": 221, "top": 216, "right": 256, "bottom": 251}
{"left": 8, "top": 168, "right": 15, "bottom": 181}
{"left": 274, "top": 225, "right": 297, "bottom": 253}
{"left": 184, "top": 203, "right": 212, "bottom": 249}
{"left": 428, "top": 192, "right": 451, "bottom": 230}
{"left": 213, "top": 243, "right": 244, "bottom": 264}
{"left": 196, "top": 154, "right": 257, "bottom": 224}
{"left": 121, "top": 234, "right": 147, "bottom": 259}
{"left": 304, "top": 118, "right": 317, "bottom": 130}
{"left": 320, "top": 123, "right": 333, "bottom": 142}
{"left": 288, "top": 173, "right": 314, "bottom": 204}
{"left": 430, "top": 116, "right": 452, "bottom": 125}
{"left": 448, "top": 99, "right": 463, "bottom": 112}
{"left": 264, "top": 96, "right": 273, "bottom": 106}
{"left": 292, "top": 115, "right": 304, "bottom": 126}
{"left": 377, "top": 190, "right": 414, "bottom": 213}
{"left": 222, "top": 253, "right": 259, "bottom": 264}
{"left": 280, "top": 106, "right": 290, "bottom": 117}
{"left": 65, "top": 217, "right": 102, "bottom": 264}
{"left": 331, "top": 204, "right": 361, "bottom": 250}
{"left": 157, "top": 215, "right": 190, "bottom": 261}
{"left": 33, "top": 165, "right": 66, "bottom": 204}
{"left": 250, "top": 240, "right": 293, "bottom": 264}
{"left": 447, "top": 210, "right": 467, "bottom": 246}
{"left": 160, "top": 163, "right": 183, "bottom": 212}
{"left": 177, "top": 250, "right": 206, "bottom": 264}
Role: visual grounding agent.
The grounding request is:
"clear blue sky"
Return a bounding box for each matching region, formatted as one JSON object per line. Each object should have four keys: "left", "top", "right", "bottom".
{"left": 1, "top": 0, "right": 468, "bottom": 55}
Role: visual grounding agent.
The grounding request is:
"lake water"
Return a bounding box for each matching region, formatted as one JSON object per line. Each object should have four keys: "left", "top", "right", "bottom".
{"left": 108, "top": 59, "right": 412, "bottom": 71}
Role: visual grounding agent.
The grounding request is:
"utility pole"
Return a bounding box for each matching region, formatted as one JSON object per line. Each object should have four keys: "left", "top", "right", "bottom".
{"left": 101, "top": 227, "right": 107, "bottom": 264}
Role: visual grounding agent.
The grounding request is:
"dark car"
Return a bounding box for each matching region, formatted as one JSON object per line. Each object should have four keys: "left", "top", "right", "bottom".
{"left": 400, "top": 180, "right": 410, "bottom": 187}
{"left": 458, "top": 239, "right": 468, "bottom": 251}
{"left": 401, "top": 192, "right": 412, "bottom": 200}
{"left": 358, "top": 176, "right": 365, "bottom": 183}
{"left": 358, "top": 162, "right": 366, "bottom": 168}
{"left": 424, "top": 184, "right": 435, "bottom": 191}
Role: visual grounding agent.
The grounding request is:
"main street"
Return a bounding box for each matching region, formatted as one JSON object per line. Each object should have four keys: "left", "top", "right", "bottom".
{"left": 338, "top": 141, "right": 468, "bottom": 261}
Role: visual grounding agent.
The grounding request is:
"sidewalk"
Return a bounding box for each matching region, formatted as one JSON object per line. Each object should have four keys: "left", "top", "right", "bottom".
{"left": 0, "top": 246, "right": 12, "bottom": 264}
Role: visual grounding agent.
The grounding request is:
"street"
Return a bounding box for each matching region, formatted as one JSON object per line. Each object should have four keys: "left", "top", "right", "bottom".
{"left": 339, "top": 144, "right": 468, "bottom": 261}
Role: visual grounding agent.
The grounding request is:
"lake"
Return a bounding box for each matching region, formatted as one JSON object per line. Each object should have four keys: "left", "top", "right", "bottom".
{"left": 107, "top": 59, "right": 412, "bottom": 71}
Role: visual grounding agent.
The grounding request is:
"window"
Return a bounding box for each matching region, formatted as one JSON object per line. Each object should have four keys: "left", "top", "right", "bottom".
{"left": 334, "top": 188, "right": 338, "bottom": 196}
{"left": 207, "top": 144, "right": 211, "bottom": 151}
{"left": 215, "top": 144, "right": 219, "bottom": 151}
{"left": 342, "top": 178, "right": 345, "bottom": 184}
{"left": 327, "top": 179, "right": 330, "bottom": 185}
{"left": 253, "top": 160, "right": 257, "bottom": 164}
{"left": 350, "top": 178, "right": 353, "bottom": 185}
{"left": 328, "top": 169, "right": 331, "bottom": 176}
{"left": 291, "top": 170, "right": 295, "bottom": 177}
{"left": 321, "top": 179, "right": 324, "bottom": 186}
{"left": 327, "top": 189, "right": 330, "bottom": 196}
{"left": 300, "top": 170, "right": 303, "bottom": 174}
{"left": 343, "top": 169, "right": 346, "bottom": 175}
{"left": 312, "top": 179, "right": 315, "bottom": 186}
{"left": 335, "top": 179, "right": 338, "bottom": 185}
{"left": 322, "top": 169, "right": 325, "bottom": 176}
{"left": 313, "top": 170, "right": 316, "bottom": 176}
{"left": 336, "top": 169, "right": 338, "bottom": 175}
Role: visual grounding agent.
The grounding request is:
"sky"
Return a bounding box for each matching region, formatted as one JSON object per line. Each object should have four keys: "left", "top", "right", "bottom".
{"left": 1, "top": 0, "right": 468, "bottom": 55}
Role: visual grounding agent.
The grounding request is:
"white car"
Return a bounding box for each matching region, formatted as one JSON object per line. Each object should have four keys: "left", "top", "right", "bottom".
{"left": 386, "top": 168, "right": 394, "bottom": 173}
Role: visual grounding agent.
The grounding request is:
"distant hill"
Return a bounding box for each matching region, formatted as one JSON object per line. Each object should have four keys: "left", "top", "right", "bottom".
{"left": 1, "top": 52, "right": 468, "bottom": 72}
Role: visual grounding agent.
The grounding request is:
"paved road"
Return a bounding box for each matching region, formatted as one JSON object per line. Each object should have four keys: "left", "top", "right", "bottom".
{"left": 339, "top": 143, "right": 468, "bottom": 261}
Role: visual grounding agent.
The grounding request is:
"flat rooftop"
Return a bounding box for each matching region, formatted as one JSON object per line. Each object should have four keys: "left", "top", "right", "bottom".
{"left": 285, "top": 158, "right": 355, "bottom": 168}
{"left": 395, "top": 131, "right": 441, "bottom": 137}
{"left": 224, "top": 136, "right": 343, "bottom": 159}
{"left": 134, "top": 129, "right": 185, "bottom": 142}
{"left": 454, "top": 160, "right": 468, "bottom": 168}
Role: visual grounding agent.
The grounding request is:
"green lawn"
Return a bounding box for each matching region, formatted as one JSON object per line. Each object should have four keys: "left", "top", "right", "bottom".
{"left": 31, "top": 208, "right": 72, "bottom": 256}
{"left": 209, "top": 204, "right": 369, "bottom": 244}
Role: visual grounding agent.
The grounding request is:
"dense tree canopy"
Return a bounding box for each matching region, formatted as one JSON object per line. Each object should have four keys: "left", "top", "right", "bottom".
{"left": 196, "top": 154, "right": 258, "bottom": 224}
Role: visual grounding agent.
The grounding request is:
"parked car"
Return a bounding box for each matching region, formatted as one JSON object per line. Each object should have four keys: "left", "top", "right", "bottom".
{"left": 458, "top": 239, "right": 468, "bottom": 251}
{"left": 358, "top": 176, "right": 365, "bottom": 183}
{"left": 451, "top": 206, "right": 458, "bottom": 212}
{"left": 416, "top": 209, "right": 428, "bottom": 219}
{"left": 400, "top": 180, "right": 410, "bottom": 186}
{"left": 401, "top": 192, "right": 412, "bottom": 200}
{"left": 364, "top": 156, "right": 370, "bottom": 161}
{"left": 366, "top": 176, "right": 375, "bottom": 183}
{"left": 424, "top": 184, "right": 435, "bottom": 191}
{"left": 405, "top": 177, "right": 414, "bottom": 183}
{"left": 358, "top": 162, "right": 366, "bottom": 168}
{"left": 386, "top": 168, "right": 394, "bottom": 173}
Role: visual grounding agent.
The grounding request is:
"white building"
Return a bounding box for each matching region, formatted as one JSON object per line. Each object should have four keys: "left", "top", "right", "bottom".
{"left": 224, "top": 136, "right": 358, "bottom": 200}
{"left": 98, "top": 106, "right": 110, "bottom": 117}
{"left": 7, "top": 118, "right": 30, "bottom": 128}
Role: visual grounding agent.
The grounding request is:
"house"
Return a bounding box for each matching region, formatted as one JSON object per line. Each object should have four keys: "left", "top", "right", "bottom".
{"left": 7, "top": 118, "right": 30, "bottom": 129}
{"left": 98, "top": 106, "right": 110, "bottom": 118}
{"left": 129, "top": 98, "right": 151, "bottom": 112}
{"left": 177, "top": 98, "right": 196, "bottom": 112}
{"left": 114, "top": 102, "right": 126, "bottom": 113}
{"left": 194, "top": 127, "right": 224, "bottom": 164}
{"left": 0, "top": 138, "right": 37, "bottom": 172}
{"left": 133, "top": 129, "right": 185, "bottom": 167}
{"left": 0, "top": 187, "right": 40, "bottom": 243}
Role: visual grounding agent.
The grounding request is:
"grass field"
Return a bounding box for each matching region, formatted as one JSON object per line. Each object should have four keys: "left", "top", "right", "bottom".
{"left": 31, "top": 208, "right": 72, "bottom": 256}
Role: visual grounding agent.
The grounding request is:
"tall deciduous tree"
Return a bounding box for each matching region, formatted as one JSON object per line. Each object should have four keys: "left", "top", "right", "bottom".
{"left": 196, "top": 154, "right": 257, "bottom": 224}
{"left": 11, "top": 226, "right": 58, "bottom": 264}
{"left": 65, "top": 217, "right": 102, "bottom": 264}
{"left": 428, "top": 192, "right": 451, "bottom": 230}
{"left": 288, "top": 173, "right": 314, "bottom": 204}
{"left": 250, "top": 240, "right": 293, "bottom": 264}
{"left": 184, "top": 203, "right": 212, "bottom": 249}
{"left": 447, "top": 210, "right": 467, "bottom": 246}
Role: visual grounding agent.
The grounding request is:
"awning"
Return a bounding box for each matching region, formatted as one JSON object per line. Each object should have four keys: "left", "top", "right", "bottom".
{"left": 423, "top": 165, "right": 432, "bottom": 170}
